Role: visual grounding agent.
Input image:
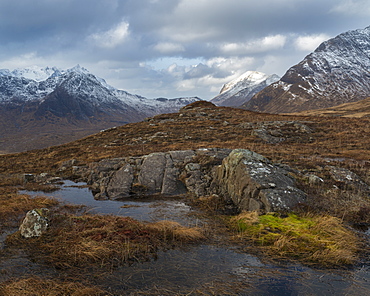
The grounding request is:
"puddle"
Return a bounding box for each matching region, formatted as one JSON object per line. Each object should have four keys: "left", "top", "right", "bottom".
{"left": 9, "top": 180, "right": 370, "bottom": 295}
{"left": 20, "top": 180, "right": 195, "bottom": 224}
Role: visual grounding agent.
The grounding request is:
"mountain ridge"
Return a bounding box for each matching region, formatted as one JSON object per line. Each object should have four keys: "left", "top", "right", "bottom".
{"left": 0, "top": 65, "right": 200, "bottom": 153}
{"left": 242, "top": 25, "right": 370, "bottom": 113}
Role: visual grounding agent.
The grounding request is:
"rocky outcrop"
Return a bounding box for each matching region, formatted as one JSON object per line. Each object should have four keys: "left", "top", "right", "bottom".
{"left": 19, "top": 209, "right": 50, "bottom": 238}
{"left": 212, "top": 149, "right": 307, "bottom": 213}
{"left": 71, "top": 148, "right": 306, "bottom": 214}
{"left": 326, "top": 165, "right": 370, "bottom": 194}
{"left": 238, "top": 121, "right": 314, "bottom": 144}
{"left": 73, "top": 148, "right": 230, "bottom": 200}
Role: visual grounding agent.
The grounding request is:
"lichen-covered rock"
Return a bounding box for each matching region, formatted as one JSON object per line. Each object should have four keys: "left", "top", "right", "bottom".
{"left": 19, "top": 209, "right": 50, "bottom": 238}
{"left": 212, "top": 149, "right": 306, "bottom": 213}
{"left": 326, "top": 166, "right": 370, "bottom": 194}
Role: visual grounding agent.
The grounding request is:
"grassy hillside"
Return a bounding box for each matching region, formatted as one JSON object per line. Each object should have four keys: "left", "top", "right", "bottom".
{"left": 0, "top": 101, "right": 369, "bottom": 175}
{"left": 287, "top": 97, "right": 370, "bottom": 118}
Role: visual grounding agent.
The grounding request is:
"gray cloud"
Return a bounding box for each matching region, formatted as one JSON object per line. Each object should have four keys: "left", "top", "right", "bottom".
{"left": 0, "top": 0, "right": 369, "bottom": 100}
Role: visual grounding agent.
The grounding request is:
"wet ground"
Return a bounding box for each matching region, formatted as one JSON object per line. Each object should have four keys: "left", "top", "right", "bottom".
{"left": 1, "top": 180, "right": 369, "bottom": 295}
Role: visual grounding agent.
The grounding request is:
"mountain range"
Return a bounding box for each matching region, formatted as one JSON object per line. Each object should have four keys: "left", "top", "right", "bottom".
{"left": 0, "top": 65, "right": 199, "bottom": 153}
{"left": 241, "top": 26, "right": 370, "bottom": 113}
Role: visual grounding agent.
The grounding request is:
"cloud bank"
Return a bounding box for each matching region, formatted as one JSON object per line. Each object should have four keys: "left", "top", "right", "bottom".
{"left": 0, "top": 0, "right": 369, "bottom": 99}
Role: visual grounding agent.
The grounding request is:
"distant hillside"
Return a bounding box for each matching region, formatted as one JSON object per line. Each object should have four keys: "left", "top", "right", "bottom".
{"left": 287, "top": 97, "right": 370, "bottom": 118}
{"left": 243, "top": 26, "right": 370, "bottom": 113}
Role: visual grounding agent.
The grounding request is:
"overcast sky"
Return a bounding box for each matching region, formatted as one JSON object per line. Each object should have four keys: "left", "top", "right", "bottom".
{"left": 0, "top": 0, "right": 369, "bottom": 100}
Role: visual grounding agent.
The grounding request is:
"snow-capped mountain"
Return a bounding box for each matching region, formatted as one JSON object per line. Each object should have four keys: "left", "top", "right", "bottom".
{"left": 0, "top": 65, "right": 200, "bottom": 153}
{"left": 0, "top": 65, "right": 199, "bottom": 115}
{"left": 243, "top": 25, "right": 370, "bottom": 113}
{"left": 211, "top": 71, "right": 280, "bottom": 107}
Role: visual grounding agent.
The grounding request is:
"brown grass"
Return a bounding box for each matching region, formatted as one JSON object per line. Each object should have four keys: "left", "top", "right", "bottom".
{"left": 6, "top": 213, "right": 204, "bottom": 269}
{"left": 147, "top": 220, "right": 204, "bottom": 242}
{"left": 0, "top": 277, "right": 106, "bottom": 296}
{"left": 0, "top": 106, "right": 368, "bottom": 178}
{"left": 0, "top": 188, "right": 58, "bottom": 229}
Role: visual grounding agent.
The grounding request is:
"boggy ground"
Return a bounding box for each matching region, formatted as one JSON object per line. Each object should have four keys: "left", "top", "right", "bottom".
{"left": 0, "top": 101, "right": 370, "bottom": 294}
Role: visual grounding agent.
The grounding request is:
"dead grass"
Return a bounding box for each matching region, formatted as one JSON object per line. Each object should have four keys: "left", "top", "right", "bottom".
{"left": 0, "top": 277, "right": 106, "bottom": 296}
{"left": 147, "top": 220, "right": 204, "bottom": 242}
{"left": 231, "top": 212, "right": 361, "bottom": 267}
{"left": 0, "top": 188, "right": 58, "bottom": 229}
{"left": 0, "top": 106, "right": 368, "bottom": 178}
{"left": 5, "top": 213, "right": 205, "bottom": 270}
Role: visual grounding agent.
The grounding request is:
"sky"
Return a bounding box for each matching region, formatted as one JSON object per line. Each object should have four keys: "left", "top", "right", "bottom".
{"left": 0, "top": 0, "right": 369, "bottom": 100}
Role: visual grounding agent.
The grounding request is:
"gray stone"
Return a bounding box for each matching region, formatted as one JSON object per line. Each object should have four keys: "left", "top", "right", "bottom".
{"left": 107, "top": 164, "right": 134, "bottom": 199}
{"left": 19, "top": 209, "right": 50, "bottom": 238}
{"left": 306, "top": 174, "right": 324, "bottom": 185}
{"left": 185, "top": 163, "right": 201, "bottom": 172}
{"left": 169, "top": 150, "right": 195, "bottom": 162}
{"left": 212, "top": 149, "right": 306, "bottom": 213}
{"left": 326, "top": 166, "right": 370, "bottom": 194}
{"left": 138, "top": 152, "right": 167, "bottom": 194}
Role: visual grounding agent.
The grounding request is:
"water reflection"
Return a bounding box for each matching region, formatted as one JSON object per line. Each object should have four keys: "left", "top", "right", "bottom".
{"left": 21, "top": 180, "right": 194, "bottom": 224}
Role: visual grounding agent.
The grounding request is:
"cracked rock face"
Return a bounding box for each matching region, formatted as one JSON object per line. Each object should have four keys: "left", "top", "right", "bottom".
{"left": 212, "top": 149, "right": 307, "bottom": 213}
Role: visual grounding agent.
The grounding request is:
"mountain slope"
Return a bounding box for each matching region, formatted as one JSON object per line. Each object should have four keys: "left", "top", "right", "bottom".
{"left": 287, "top": 97, "right": 370, "bottom": 118}
{"left": 0, "top": 66, "right": 199, "bottom": 153}
{"left": 243, "top": 26, "right": 370, "bottom": 113}
{"left": 211, "top": 71, "right": 280, "bottom": 107}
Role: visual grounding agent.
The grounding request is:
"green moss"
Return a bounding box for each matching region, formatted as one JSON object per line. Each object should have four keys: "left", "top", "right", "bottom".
{"left": 232, "top": 212, "right": 360, "bottom": 266}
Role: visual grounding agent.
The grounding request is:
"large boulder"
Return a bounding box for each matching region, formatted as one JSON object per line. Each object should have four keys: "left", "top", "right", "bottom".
{"left": 212, "top": 149, "right": 306, "bottom": 213}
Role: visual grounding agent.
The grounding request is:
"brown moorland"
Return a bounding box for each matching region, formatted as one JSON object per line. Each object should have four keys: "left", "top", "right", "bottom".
{"left": 1, "top": 101, "right": 370, "bottom": 294}
{"left": 0, "top": 101, "right": 369, "bottom": 174}
{"left": 287, "top": 97, "right": 370, "bottom": 118}
{"left": 1, "top": 101, "right": 369, "bottom": 220}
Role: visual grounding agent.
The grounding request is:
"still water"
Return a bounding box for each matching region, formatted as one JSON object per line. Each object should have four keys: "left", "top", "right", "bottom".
{"left": 11, "top": 181, "right": 370, "bottom": 295}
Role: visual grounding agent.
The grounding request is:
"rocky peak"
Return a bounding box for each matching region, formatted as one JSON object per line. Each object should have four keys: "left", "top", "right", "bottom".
{"left": 243, "top": 25, "right": 370, "bottom": 113}
{"left": 211, "top": 71, "right": 280, "bottom": 107}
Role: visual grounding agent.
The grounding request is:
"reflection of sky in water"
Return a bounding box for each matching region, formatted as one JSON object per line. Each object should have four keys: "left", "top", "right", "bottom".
{"left": 19, "top": 180, "right": 370, "bottom": 295}
{"left": 21, "top": 180, "right": 193, "bottom": 224}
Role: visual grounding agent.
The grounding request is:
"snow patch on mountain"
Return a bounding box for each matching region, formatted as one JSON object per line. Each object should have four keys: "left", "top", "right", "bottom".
{"left": 0, "top": 65, "right": 200, "bottom": 117}
{"left": 211, "top": 71, "right": 280, "bottom": 107}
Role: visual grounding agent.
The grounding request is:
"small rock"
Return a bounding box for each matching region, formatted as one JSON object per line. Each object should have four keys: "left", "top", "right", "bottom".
{"left": 19, "top": 209, "right": 50, "bottom": 238}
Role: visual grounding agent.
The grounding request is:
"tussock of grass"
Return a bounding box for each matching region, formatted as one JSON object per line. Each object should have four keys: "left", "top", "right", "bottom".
{"left": 147, "top": 220, "right": 204, "bottom": 242}
{"left": 0, "top": 277, "right": 105, "bottom": 296}
{"left": 6, "top": 214, "right": 204, "bottom": 269}
{"left": 0, "top": 188, "right": 58, "bottom": 229}
{"left": 231, "top": 212, "right": 360, "bottom": 266}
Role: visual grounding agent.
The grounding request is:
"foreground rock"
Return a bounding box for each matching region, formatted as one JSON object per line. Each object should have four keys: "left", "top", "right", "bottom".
{"left": 212, "top": 149, "right": 307, "bottom": 212}
{"left": 19, "top": 209, "right": 50, "bottom": 238}
{"left": 69, "top": 148, "right": 307, "bottom": 214}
